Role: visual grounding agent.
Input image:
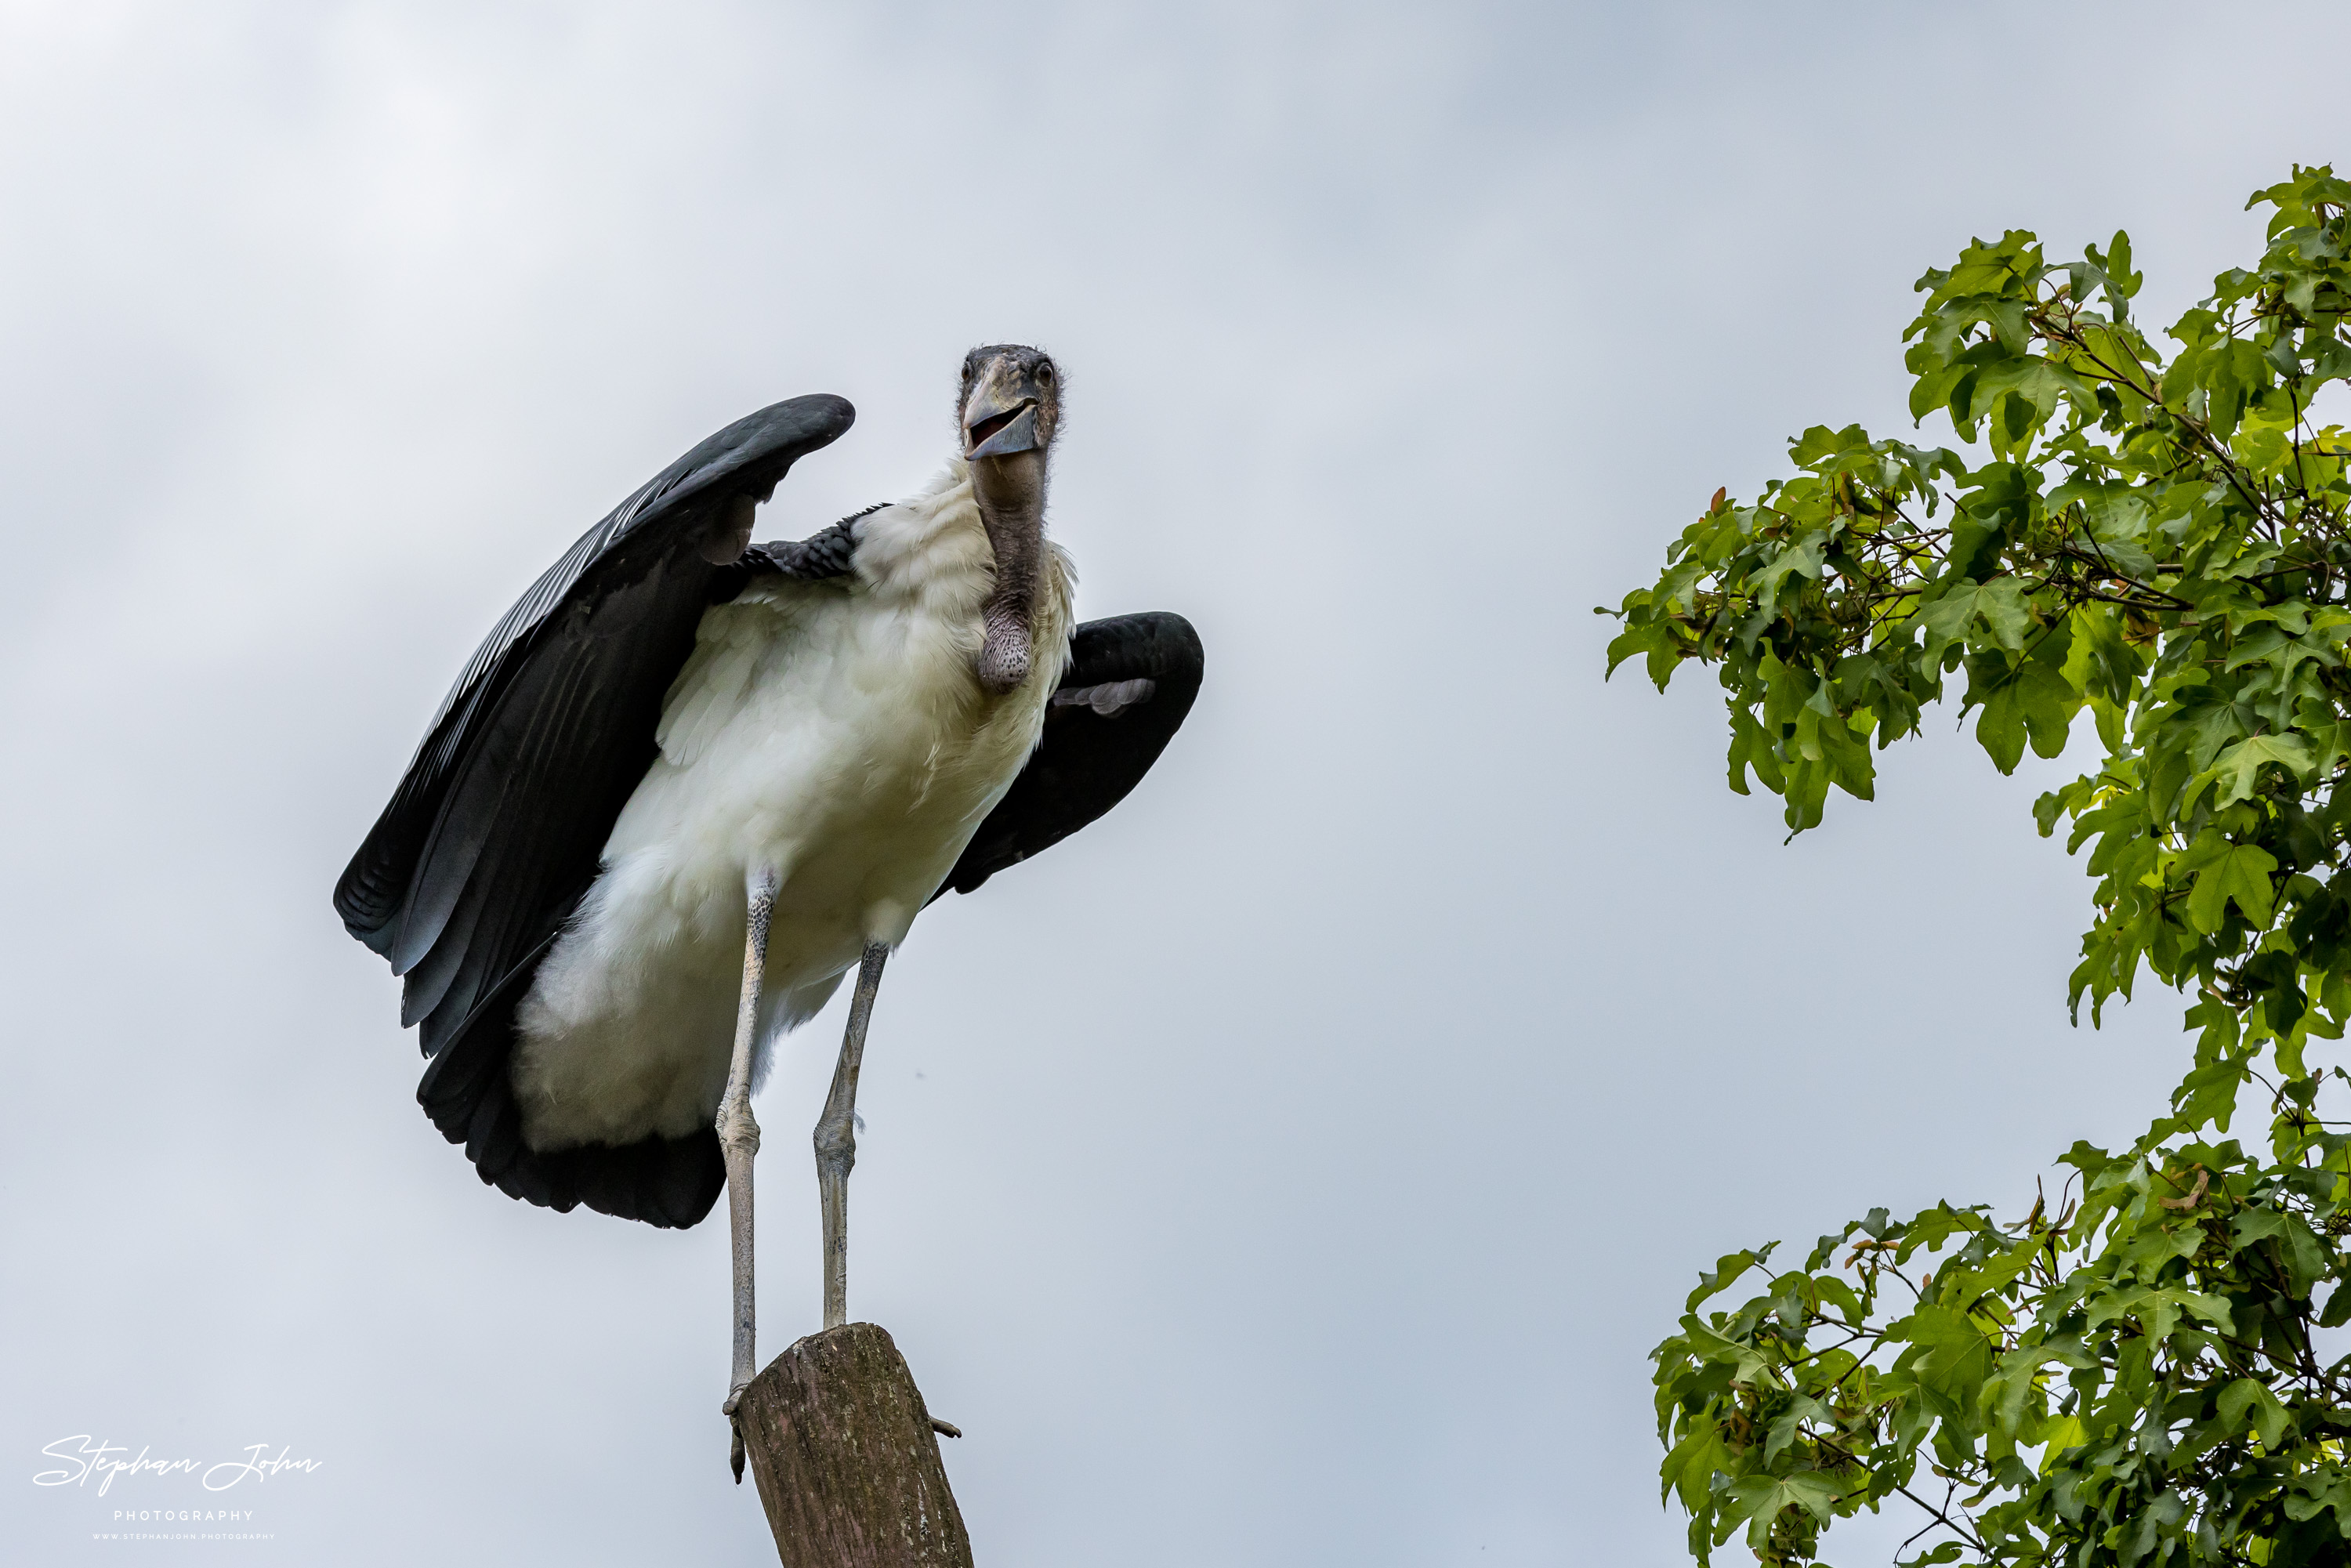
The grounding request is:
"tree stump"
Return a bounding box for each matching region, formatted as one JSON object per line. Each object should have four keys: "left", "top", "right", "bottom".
{"left": 734, "top": 1322, "right": 973, "bottom": 1567}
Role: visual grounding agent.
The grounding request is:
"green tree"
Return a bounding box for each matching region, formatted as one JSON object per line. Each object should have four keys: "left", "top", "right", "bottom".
{"left": 1607, "top": 168, "right": 2351, "bottom": 1566}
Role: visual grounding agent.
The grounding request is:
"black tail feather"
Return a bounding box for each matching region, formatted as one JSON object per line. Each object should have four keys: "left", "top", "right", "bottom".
{"left": 416, "top": 954, "right": 723, "bottom": 1230}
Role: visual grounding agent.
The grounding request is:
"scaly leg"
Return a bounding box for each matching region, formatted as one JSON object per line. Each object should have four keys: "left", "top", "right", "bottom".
{"left": 814, "top": 942, "right": 889, "bottom": 1331}
{"left": 717, "top": 869, "right": 779, "bottom": 1483}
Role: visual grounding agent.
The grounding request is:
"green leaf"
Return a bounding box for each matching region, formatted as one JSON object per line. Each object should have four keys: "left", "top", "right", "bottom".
{"left": 1725, "top": 1470, "right": 1842, "bottom": 1530}
{"left": 1751, "top": 535, "right": 1828, "bottom": 616}
{"left": 2185, "top": 842, "right": 2280, "bottom": 932}
{"left": 1916, "top": 583, "right": 1982, "bottom": 657}
{"left": 1975, "top": 578, "right": 2032, "bottom": 650}
{"left": 2037, "top": 1414, "right": 2088, "bottom": 1472}
{"left": 1687, "top": 1246, "right": 1772, "bottom": 1312}
{"left": 1900, "top": 1304, "right": 1996, "bottom": 1404}
{"left": 2208, "top": 732, "right": 2316, "bottom": 807}
{"left": 2217, "top": 1377, "right": 2291, "bottom": 1447}
{"left": 1967, "top": 643, "right": 2080, "bottom": 773}
{"left": 1918, "top": 578, "right": 2032, "bottom": 658}
{"left": 1660, "top": 1416, "right": 1731, "bottom": 1512}
{"left": 2083, "top": 1283, "right": 2235, "bottom": 1342}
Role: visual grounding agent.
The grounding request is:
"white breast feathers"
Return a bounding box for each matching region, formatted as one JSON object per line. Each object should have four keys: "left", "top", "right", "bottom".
{"left": 507, "top": 456, "right": 1075, "bottom": 1153}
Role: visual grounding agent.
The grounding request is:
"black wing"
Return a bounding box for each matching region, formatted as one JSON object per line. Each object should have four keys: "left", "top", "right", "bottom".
{"left": 333, "top": 394, "right": 856, "bottom": 1229}
{"left": 941, "top": 611, "right": 1205, "bottom": 897}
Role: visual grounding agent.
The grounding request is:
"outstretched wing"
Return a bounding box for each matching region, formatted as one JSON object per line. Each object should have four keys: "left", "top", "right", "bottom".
{"left": 941, "top": 611, "right": 1204, "bottom": 896}
{"left": 333, "top": 394, "right": 856, "bottom": 1228}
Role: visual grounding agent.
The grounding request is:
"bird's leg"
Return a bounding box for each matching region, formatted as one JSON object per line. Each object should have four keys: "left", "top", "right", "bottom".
{"left": 814, "top": 942, "right": 889, "bottom": 1331}
{"left": 717, "top": 868, "right": 778, "bottom": 1484}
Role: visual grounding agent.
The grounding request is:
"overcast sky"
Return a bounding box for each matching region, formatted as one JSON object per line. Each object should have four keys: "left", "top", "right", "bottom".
{"left": 5, "top": 3, "right": 2349, "bottom": 1563}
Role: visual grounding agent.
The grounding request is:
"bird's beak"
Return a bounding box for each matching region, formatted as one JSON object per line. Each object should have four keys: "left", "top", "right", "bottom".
{"left": 963, "top": 360, "right": 1045, "bottom": 458}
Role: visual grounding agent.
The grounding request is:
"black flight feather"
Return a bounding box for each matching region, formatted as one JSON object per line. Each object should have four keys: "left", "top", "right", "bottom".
{"left": 335, "top": 396, "right": 854, "bottom": 1230}
{"left": 941, "top": 610, "right": 1204, "bottom": 897}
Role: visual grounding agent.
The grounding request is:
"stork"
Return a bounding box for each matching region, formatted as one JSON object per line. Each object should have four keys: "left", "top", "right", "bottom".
{"left": 333, "top": 346, "right": 1201, "bottom": 1476}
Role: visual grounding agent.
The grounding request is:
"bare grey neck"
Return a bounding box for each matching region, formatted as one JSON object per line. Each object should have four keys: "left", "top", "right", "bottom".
{"left": 970, "top": 450, "right": 1046, "bottom": 694}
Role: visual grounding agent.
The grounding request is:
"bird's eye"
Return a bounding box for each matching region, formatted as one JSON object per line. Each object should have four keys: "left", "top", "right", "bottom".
{"left": 1037, "top": 364, "right": 1054, "bottom": 383}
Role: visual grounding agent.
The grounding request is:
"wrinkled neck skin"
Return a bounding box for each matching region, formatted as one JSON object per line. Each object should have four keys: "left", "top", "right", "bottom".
{"left": 970, "top": 449, "right": 1046, "bottom": 694}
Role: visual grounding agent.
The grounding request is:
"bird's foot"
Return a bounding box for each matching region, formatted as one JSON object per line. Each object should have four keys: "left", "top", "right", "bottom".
{"left": 723, "top": 1382, "right": 750, "bottom": 1484}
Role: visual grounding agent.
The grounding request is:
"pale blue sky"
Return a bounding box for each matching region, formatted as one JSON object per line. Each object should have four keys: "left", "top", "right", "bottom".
{"left": 3, "top": 3, "right": 2346, "bottom": 1563}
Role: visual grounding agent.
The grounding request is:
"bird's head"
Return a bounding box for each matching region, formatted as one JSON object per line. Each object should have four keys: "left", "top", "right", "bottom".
{"left": 958, "top": 344, "right": 1061, "bottom": 464}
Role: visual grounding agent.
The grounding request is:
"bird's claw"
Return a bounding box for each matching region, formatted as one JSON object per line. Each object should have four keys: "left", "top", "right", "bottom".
{"left": 725, "top": 1384, "right": 749, "bottom": 1484}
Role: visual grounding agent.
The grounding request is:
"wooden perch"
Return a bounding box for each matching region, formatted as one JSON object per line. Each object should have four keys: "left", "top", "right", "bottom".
{"left": 734, "top": 1322, "right": 973, "bottom": 1567}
